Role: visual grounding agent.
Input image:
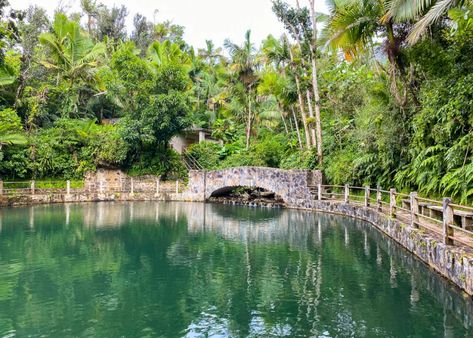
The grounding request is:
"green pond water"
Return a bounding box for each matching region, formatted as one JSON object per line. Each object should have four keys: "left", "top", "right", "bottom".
{"left": 0, "top": 202, "right": 472, "bottom": 337}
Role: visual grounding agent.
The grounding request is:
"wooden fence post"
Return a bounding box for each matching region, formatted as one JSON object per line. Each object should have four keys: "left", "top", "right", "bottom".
{"left": 443, "top": 198, "right": 454, "bottom": 245}
{"left": 376, "top": 185, "right": 382, "bottom": 211}
{"left": 364, "top": 186, "right": 370, "bottom": 207}
{"left": 317, "top": 184, "right": 322, "bottom": 201}
{"left": 31, "top": 180, "right": 35, "bottom": 195}
{"left": 390, "top": 189, "right": 396, "bottom": 218}
{"left": 175, "top": 180, "right": 179, "bottom": 194}
{"left": 344, "top": 185, "right": 349, "bottom": 204}
{"left": 0, "top": 180, "right": 3, "bottom": 196}
{"left": 66, "top": 180, "right": 71, "bottom": 195}
{"left": 410, "top": 192, "right": 419, "bottom": 228}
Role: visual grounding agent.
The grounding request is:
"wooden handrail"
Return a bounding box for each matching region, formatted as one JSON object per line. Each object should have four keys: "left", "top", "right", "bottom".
{"left": 314, "top": 184, "right": 473, "bottom": 248}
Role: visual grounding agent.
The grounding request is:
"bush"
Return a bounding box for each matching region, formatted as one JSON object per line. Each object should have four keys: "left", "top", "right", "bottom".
{"left": 186, "top": 141, "right": 223, "bottom": 169}
{"left": 251, "top": 133, "right": 287, "bottom": 168}
{"left": 127, "top": 146, "right": 187, "bottom": 180}
{"left": 280, "top": 149, "right": 318, "bottom": 170}
{"left": 220, "top": 150, "right": 266, "bottom": 168}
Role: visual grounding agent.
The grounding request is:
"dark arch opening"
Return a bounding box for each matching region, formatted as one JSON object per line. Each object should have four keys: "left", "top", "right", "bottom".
{"left": 208, "top": 186, "right": 285, "bottom": 208}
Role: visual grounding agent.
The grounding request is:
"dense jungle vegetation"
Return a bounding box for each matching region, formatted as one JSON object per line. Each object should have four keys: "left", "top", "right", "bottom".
{"left": 0, "top": 0, "right": 473, "bottom": 201}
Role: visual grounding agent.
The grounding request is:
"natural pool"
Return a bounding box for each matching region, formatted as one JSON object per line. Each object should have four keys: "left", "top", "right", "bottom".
{"left": 0, "top": 202, "right": 472, "bottom": 337}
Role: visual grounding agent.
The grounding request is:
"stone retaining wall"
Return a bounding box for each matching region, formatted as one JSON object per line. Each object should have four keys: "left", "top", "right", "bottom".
{"left": 301, "top": 200, "right": 473, "bottom": 296}
{"left": 84, "top": 169, "right": 179, "bottom": 193}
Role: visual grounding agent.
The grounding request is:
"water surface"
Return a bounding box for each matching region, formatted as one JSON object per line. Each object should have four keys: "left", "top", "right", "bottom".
{"left": 0, "top": 202, "right": 471, "bottom": 337}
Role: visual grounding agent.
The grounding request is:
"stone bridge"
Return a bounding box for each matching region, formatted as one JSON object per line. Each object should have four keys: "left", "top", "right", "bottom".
{"left": 184, "top": 167, "right": 322, "bottom": 207}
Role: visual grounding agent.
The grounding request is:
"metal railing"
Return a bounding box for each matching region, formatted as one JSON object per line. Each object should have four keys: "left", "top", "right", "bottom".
{"left": 0, "top": 180, "right": 83, "bottom": 196}
{"left": 126, "top": 178, "right": 185, "bottom": 195}
{"left": 182, "top": 150, "right": 203, "bottom": 170}
{"left": 314, "top": 184, "right": 473, "bottom": 249}
{"left": 0, "top": 179, "right": 186, "bottom": 196}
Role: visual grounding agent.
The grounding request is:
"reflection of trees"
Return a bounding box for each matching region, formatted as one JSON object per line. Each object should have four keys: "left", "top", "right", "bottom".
{"left": 0, "top": 203, "right": 471, "bottom": 336}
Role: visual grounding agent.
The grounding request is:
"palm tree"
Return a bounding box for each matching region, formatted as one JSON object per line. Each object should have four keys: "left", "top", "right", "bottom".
{"left": 324, "top": 0, "right": 384, "bottom": 56}
{"left": 38, "top": 14, "right": 106, "bottom": 118}
{"left": 324, "top": 0, "right": 414, "bottom": 106}
{"left": 147, "top": 40, "right": 190, "bottom": 68}
{"left": 80, "top": 0, "right": 101, "bottom": 36}
{"left": 272, "top": 0, "right": 325, "bottom": 159}
{"left": 260, "top": 35, "right": 303, "bottom": 148}
{"left": 38, "top": 13, "right": 105, "bottom": 87}
{"left": 198, "top": 40, "right": 223, "bottom": 67}
{"left": 261, "top": 33, "right": 311, "bottom": 149}
{"left": 224, "top": 30, "right": 259, "bottom": 150}
{"left": 308, "top": 0, "right": 325, "bottom": 165}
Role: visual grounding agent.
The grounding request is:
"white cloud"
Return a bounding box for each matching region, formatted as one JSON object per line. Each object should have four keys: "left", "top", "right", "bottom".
{"left": 10, "top": 0, "right": 327, "bottom": 49}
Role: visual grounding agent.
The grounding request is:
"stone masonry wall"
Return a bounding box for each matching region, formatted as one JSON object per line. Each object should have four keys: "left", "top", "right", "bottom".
{"left": 84, "top": 169, "right": 179, "bottom": 193}
{"left": 298, "top": 200, "right": 473, "bottom": 296}
{"left": 184, "top": 167, "right": 322, "bottom": 207}
{"left": 84, "top": 169, "right": 126, "bottom": 192}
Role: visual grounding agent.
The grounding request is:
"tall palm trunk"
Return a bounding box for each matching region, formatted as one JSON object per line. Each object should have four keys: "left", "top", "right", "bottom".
{"left": 277, "top": 100, "right": 289, "bottom": 134}
{"left": 310, "top": 55, "right": 323, "bottom": 165}
{"left": 284, "top": 21, "right": 316, "bottom": 149}
{"left": 295, "top": 73, "right": 311, "bottom": 149}
{"left": 308, "top": 0, "right": 324, "bottom": 165}
{"left": 286, "top": 37, "right": 311, "bottom": 149}
{"left": 246, "top": 86, "right": 252, "bottom": 150}
{"left": 306, "top": 90, "right": 317, "bottom": 147}
{"left": 291, "top": 106, "right": 303, "bottom": 150}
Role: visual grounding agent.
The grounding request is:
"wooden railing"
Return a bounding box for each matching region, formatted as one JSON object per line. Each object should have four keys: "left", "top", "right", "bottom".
{"left": 316, "top": 184, "right": 473, "bottom": 248}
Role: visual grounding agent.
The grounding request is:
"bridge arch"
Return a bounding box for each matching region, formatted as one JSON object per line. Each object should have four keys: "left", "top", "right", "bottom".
{"left": 185, "top": 167, "right": 322, "bottom": 207}
{"left": 209, "top": 185, "right": 281, "bottom": 199}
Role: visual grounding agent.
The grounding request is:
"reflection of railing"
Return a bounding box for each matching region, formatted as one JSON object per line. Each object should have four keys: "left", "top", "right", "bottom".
{"left": 312, "top": 184, "right": 473, "bottom": 248}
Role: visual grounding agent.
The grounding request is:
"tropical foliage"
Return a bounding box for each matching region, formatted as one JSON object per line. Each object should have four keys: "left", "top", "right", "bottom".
{"left": 0, "top": 0, "right": 473, "bottom": 202}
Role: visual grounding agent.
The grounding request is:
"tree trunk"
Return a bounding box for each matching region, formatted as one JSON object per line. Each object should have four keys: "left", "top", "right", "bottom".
{"left": 286, "top": 37, "right": 311, "bottom": 149}
{"left": 246, "top": 91, "right": 252, "bottom": 150}
{"left": 306, "top": 90, "right": 317, "bottom": 147}
{"left": 310, "top": 56, "right": 323, "bottom": 165}
{"left": 291, "top": 106, "right": 303, "bottom": 150}
{"left": 295, "top": 74, "right": 311, "bottom": 149}
{"left": 281, "top": 112, "right": 289, "bottom": 134}
{"left": 284, "top": 24, "right": 316, "bottom": 149}
{"left": 308, "top": 0, "right": 324, "bottom": 165}
{"left": 277, "top": 100, "right": 289, "bottom": 134}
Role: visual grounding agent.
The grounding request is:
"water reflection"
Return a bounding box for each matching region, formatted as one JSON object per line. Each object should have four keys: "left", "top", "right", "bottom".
{"left": 0, "top": 202, "right": 471, "bottom": 337}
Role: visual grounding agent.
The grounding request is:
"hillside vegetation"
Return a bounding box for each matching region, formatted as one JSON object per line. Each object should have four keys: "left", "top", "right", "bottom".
{"left": 1, "top": 0, "right": 473, "bottom": 201}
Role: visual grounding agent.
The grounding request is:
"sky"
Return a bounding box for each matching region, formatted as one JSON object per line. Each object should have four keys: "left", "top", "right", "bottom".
{"left": 10, "top": 0, "right": 328, "bottom": 49}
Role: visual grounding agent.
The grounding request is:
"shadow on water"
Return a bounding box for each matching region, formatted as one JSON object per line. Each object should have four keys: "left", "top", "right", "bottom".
{"left": 0, "top": 201, "right": 472, "bottom": 337}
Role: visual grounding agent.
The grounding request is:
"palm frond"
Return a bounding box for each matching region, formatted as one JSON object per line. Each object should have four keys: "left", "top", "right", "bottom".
{"left": 407, "top": 0, "right": 457, "bottom": 44}
{"left": 0, "top": 65, "right": 16, "bottom": 86}
{"left": 383, "top": 0, "right": 435, "bottom": 22}
{"left": 0, "top": 133, "right": 28, "bottom": 147}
